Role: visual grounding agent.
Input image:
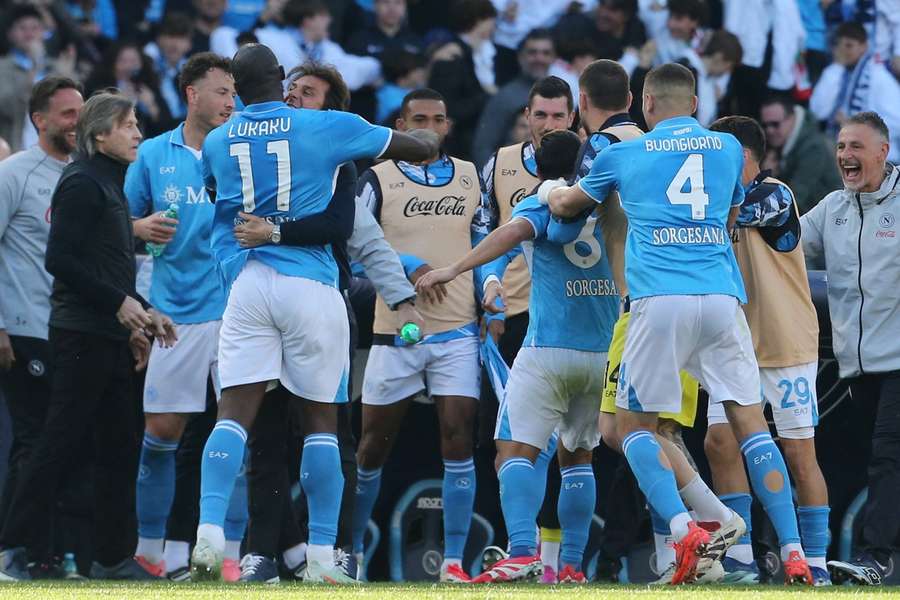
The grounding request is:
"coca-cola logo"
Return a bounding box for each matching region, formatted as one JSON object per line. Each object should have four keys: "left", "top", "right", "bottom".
{"left": 509, "top": 188, "right": 527, "bottom": 207}
{"left": 403, "top": 195, "right": 467, "bottom": 218}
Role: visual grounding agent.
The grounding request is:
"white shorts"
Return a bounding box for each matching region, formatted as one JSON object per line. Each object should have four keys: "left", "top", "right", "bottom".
{"left": 615, "top": 295, "right": 760, "bottom": 415}
{"left": 707, "top": 361, "right": 819, "bottom": 439}
{"left": 362, "top": 336, "right": 480, "bottom": 405}
{"left": 144, "top": 320, "right": 221, "bottom": 413}
{"left": 495, "top": 347, "right": 604, "bottom": 452}
{"left": 218, "top": 260, "right": 349, "bottom": 403}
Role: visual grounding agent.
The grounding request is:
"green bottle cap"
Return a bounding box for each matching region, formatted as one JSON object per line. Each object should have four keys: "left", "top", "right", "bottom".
{"left": 400, "top": 322, "right": 421, "bottom": 344}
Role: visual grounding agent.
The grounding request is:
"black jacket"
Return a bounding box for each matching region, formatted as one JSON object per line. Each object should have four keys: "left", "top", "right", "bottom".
{"left": 46, "top": 152, "right": 150, "bottom": 340}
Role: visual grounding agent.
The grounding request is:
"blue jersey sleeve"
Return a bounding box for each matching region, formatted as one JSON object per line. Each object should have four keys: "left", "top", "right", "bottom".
{"left": 201, "top": 147, "right": 216, "bottom": 193}
{"left": 547, "top": 214, "right": 588, "bottom": 244}
{"left": 510, "top": 195, "right": 551, "bottom": 240}
{"left": 328, "top": 112, "right": 393, "bottom": 164}
{"left": 124, "top": 149, "right": 152, "bottom": 218}
{"left": 576, "top": 144, "right": 618, "bottom": 203}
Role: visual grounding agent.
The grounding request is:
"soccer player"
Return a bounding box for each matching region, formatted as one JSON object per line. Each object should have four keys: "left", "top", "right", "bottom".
{"left": 126, "top": 52, "right": 249, "bottom": 582}
{"left": 706, "top": 116, "right": 829, "bottom": 585}
{"left": 191, "top": 43, "right": 438, "bottom": 583}
{"left": 544, "top": 63, "right": 812, "bottom": 585}
{"left": 417, "top": 128, "right": 616, "bottom": 584}
{"left": 351, "top": 89, "right": 483, "bottom": 583}
{"left": 478, "top": 75, "right": 575, "bottom": 580}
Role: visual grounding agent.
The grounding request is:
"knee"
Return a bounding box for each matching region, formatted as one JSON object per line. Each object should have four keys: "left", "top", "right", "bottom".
{"left": 356, "top": 432, "right": 387, "bottom": 469}
{"left": 441, "top": 418, "right": 474, "bottom": 451}
{"left": 704, "top": 425, "right": 739, "bottom": 465}
{"left": 781, "top": 440, "right": 821, "bottom": 483}
{"left": 145, "top": 414, "right": 185, "bottom": 442}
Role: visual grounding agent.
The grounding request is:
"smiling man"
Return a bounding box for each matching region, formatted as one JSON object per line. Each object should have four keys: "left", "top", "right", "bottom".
{"left": 801, "top": 111, "right": 900, "bottom": 586}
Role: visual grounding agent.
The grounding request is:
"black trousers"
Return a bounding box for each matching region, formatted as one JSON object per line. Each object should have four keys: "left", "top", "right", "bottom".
{"left": 0, "top": 328, "right": 141, "bottom": 566}
{"left": 0, "top": 337, "right": 53, "bottom": 533}
{"left": 848, "top": 370, "right": 900, "bottom": 565}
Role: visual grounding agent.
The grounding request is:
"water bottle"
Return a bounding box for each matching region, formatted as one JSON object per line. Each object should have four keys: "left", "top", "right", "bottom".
{"left": 400, "top": 322, "right": 421, "bottom": 344}
{"left": 145, "top": 203, "right": 179, "bottom": 257}
{"left": 63, "top": 552, "right": 78, "bottom": 579}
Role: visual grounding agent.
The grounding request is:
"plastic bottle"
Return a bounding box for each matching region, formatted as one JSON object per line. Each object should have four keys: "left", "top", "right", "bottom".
{"left": 146, "top": 203, "right": 179, "bottom": 257}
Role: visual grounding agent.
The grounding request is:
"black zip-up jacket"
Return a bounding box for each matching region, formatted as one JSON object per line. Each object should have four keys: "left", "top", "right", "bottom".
{"left": 46, "top": 152, "right": 150, "bottom": 340}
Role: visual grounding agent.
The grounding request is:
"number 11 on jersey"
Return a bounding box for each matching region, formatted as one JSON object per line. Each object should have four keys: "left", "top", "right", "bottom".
{"left": 229, "top": 140, "right": 293, "bottom": 213}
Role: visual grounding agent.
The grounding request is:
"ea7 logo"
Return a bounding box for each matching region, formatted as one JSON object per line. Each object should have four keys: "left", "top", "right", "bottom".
{"left": 389, "top": 181, "right": 405, "bottom": 189}
{"left": 835, "top": 218, "right": 848, "bottom": 225}
{"left": 564, "top": 482, "right": 584, "bottom": 490}
{"left": 753, "top": 452, "right": 772, "bottom": 465}
{"left": 159, "top": 166, "right": 176, "bottom": 174}
{"left": 208, "top": 451, "right": 229, "bottom": 459}
{"left": 501, "top": 169, "right": 517, "bottom": 176}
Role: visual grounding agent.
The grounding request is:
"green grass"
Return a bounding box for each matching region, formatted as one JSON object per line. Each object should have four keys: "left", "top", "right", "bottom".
{"left": 1, "top": 582, "right": 899, "bottom": 600}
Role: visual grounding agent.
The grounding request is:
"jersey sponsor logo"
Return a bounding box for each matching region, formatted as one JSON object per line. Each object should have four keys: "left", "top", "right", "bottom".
{"left": 226, "top": 117, "right": 292, "bottom": 138}
{"left": 835, "top": 217, "right": 848, "bottom": 225}
{"left": 501, "top": 168, "right": 518, "bottom": 176}
{"left": 644, "top": 136, "right": 723, "bottom": 153}
{"left": 651, "top": 226, "right": 727, "bottom": 246}
{"left": 389, "top": 181, "right": 405, "bottom": 189}
{"left": 879, "top": 213, "right": 895, "bottom": 228}
{"left": 509, "top": 187, "right": 527, "bottom": 207}
{"left": 403, "top": 195, "right": 468, "bottom": 218}
{"left": 161, "top": 184, "right": 210, "bottom": 205}
{"left": 565, "top": 278, "right": 618, "bottom": 297}
{"left": 159, "top": 166, "right": 176, "bottom": 174}
{"left": 875, "top": 230, "right": 895, "bottom": 238}
{"left": 38, "top": 187, "right": 51, "bottom": 196}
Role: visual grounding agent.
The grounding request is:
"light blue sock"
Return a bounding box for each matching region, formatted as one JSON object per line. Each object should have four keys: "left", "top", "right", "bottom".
{"left": 740, "top": 432, "right": 800, "bottom": 545}
{"left": 798, "top": 506, "right": 829, "bottom": 560}
{"left": 622, "top": 431, "right": 689, "bottom": 528}
{"left": 136, "top": 433, "right": 179, "bottom": 539}
{"left": 720, "top": 493, "right": 753, "bottom": 546}
{"left": 224, "top": 453, "right": 249, "bottom": 543}
{"left": 534, "top": 434, "right": 558, "bottom": 506}
{"left": 199, "top": 420, "right": 247, "bottom": 527}
{"left": 301, "top": 433, "right": 344, "bottom": 547}
{"left": 498, "top": 458, "right": 539, "bottom": 557}
{"left": 442, "top": 458, "right": 476, "bottom": 560}
{"left": 352, "top": 467, "right": 382, "bottom": 554}
{"left": 558, "top": 464, "right": 595, "bottom": 571}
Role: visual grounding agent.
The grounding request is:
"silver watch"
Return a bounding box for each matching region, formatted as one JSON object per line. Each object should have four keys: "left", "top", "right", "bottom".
{"left": 270, "top": 224, "right": 281, "bottom": 244}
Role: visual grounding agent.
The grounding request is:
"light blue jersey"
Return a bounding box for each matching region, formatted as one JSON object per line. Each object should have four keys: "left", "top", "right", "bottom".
{"left": 577, "top": 116, "right": 747, "bottom": 302}
{"left": 203, "top": 102, "right": 392, "bottom": 290}
{"left": 486, "top": 195, "right": 619, "bottom": 353}
{"left": 125, "top": 124, "right": 225, "bottom": 324}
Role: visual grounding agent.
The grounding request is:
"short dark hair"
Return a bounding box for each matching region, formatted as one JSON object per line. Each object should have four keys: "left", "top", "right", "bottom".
{"left": 535, "top": 130, "right": 581, "bottom": 180}
{"left": 835, "top": 21, "right": 867, "bottom": 44}
{"left": 844, "top": 111, "right": 890, "bottom": 141}
{"left": 599, "top": 0, "right": 638, "bottom": 17}
{"left": 517, "top": 27, "right": 554, "bottom": 52}
{"left": 178, "top": 52, "right": 231, "bottom": 100}
{"left": 28, "top": 76, "right": 82, "bottom": 126}
{"left": 760, "top": 93, "right": 795, "bottom": 117}
{"left": 667, "top": 0, "right": 707, "bottom": 23}
{"left": 287, "top": 61, "right": 351, "bottom": 110}
{"left": 528, "top": 76, "right": 573, "bottom": 112}
{"left": 450, "top": 0, "right": 497, "bottom": 34}
{"left": 579, "top": 59, "right": 629, "bottom": 111}
{"left": 645, "top": 62, "right": 695, "bottom": 104}
{"left": 4, "top": 5, "right": 42, "bottom": 33}
{"left": 158, "top": 11, "right": 194, "bottom": 37}
{"left": 282, "top": 0, "right": 330, "bottom": 25}
{"left": 702, "top": 30, "right": 742, "bottom": 66}
{"left": 556, "top": 38, "right": 598, "bottom": 64}
{"left": 710, "top": 116, "right": 766, "bottom": 162}
{"left": 400, "top": 88, "right": 446, "bottom": 115}
{"left": 381, "top": 49, "right": 426, "bottom": 84}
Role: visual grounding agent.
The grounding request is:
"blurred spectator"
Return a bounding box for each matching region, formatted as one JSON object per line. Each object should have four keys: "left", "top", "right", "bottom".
{"left": 505, "top": 105, "right": 530, "bottom": 144}
{"left": 800, "top": 112, "right": 900, "bottom": 584}
{"left": 823, "top": 0, "right": 875, "bottom": 41}
{"left": 760, "top": 95, "right": 842, "bottom": 214}
{"left": 222, "top": 0, "right": 268, "bottom": 31}
{"left": 255, "top": 0, "right": 381, "bottom": 89}
{"left": 470, "top": 27, "right": 554, "bottom": 166}
{"left": 593, "top": 0, "right": 646, "bottom": 66}
{"left": 548, "top": 39, "right": 597, "bottom": 106}
{"left": 491, "top": 0, "right": 587, "bottom": 85}
{"left": 192, "top": 0, "right": 228, "bottom": 53}
{"left": 64, "top": 0, "right": 118, "bottom": 42}
{"left": 810, "top": 22, "right": 900, "bottom": 162}
{"left": 210, "top": 0, "right": 288, "bottom": 58}
{"left": 795, "top": 0, "right": 829, "bottom": 83}
{"left": 0, "top": 5, "right": 76, "bottom": 153}
{"left": 345, "top": 0, "right": 423, "bottom": 60}
{"left": 653, "top": 0, "right": 706, "bottom": 65}
{"left": 723, "top": 0, "right": 806, "bottom": 118}
{"left": 0, "top": 137, "right": 10, "bottom": 161}
{"left": 376, "top": 49, "right": 426, "bottom": 122}
{"left": 697, "top": 29, "right": 742, "bottom": 123}
{"left": 84, "top": 42, "right": 174, "bottom": 137}
{"left": 144, "top": 12, "right": 195, "bottom": 120}
{"left": 427, "top": 0, "right": 498, "bottom": 159}
{"left": 0, "top": 76, "right": 83, "bottom": 561}
{"left": 874, "top": 0, "right": 900, "bottom": 75}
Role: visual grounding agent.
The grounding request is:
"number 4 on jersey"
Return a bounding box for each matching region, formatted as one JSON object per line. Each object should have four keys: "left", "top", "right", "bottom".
{"left": 666, "top": 153, "right": 709, "bottom": 220}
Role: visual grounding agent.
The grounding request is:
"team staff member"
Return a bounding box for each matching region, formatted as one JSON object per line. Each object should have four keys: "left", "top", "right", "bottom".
{"left": 126, "top": 52, "right": 248, "bottom": 582}
{"left": 801, "top": 112, "right": 900, "bottom": 586}
{"left": 0, "top": 92, "right": 177, "bottom": 581}
{"left": 706, "top": 116, "right": 829, "bottom": 586}
{"left": 352, "top": 89, "right": 483, "bottom": 583}
{"left": 0, "top": 77, "right": 83, "bottom": 574}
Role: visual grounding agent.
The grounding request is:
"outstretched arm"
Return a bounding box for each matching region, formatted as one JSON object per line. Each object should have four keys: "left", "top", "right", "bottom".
{"left": 380, "top": 129, "right": 441, "bottom": 163}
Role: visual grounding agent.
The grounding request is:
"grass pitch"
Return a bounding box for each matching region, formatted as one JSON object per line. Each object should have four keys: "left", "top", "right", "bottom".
{"left": 0, "top": 582, "right": 898, "bottom": 600}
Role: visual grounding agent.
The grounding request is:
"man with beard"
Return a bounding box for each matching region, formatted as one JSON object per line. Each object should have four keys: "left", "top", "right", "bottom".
{"left": 0, "top": 76, "right": 82, "bottom": 577}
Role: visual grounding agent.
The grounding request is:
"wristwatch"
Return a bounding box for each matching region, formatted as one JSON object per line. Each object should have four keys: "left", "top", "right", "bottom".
{"left": 270, "top": 224, "right": 281, "bottom": 244}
